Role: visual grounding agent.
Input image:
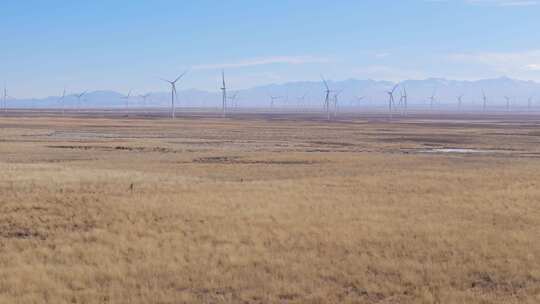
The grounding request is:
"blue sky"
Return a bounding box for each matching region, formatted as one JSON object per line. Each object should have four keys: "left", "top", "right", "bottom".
{"left": 1, "top": 0, "right": 540, "bottom": 97}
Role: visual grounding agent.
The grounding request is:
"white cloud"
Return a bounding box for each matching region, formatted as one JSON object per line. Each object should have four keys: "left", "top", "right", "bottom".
{"left": 447, "top": 50, "right": 540, "bottom": 81}
{"left": 193, "top": 56, "right": 330, "bottom": 70}
{"left": 526, "top": 64, "right": 540, "bottom": 71}
{"left": 374, "top": 52, "right": 390, "bottom": 59}
{"left": 449, "top": 50, "right": 540, "bottom": 74}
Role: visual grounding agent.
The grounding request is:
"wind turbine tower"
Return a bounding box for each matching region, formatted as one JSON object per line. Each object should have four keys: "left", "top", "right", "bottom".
{"left": 429, "top": 89, "right": 437, "bottom": 111}
{"left": 352, "top": 96, "right": 365, "bottom": 110}
{"left": 228, "top": 92, "right": 239, "bottom": 110}
{"left": 321, "top": 76, "right": 334, "bottom": 121}
{"left": 399, "top": 87, "right": 408, "bottom": 115}
{"left": 355, "top": 96, "right": 365, "bottom": 107}
{"left": 297, "top": 92, "right": 308, "bottom": 110}
{"left": 221, "top": 70, "right": 227, "bottom": 117}
{"left": 333, "top": 90, "right": 343, "bottom": 118}
{"left": 269, "top": 95, "right": 282, "bottom": 109}
{"left": 386, "top": 84, "right": 399, "bottom": 119}
{"left": 161, "top": 71, "right": 187, "bottom": 119}
{"left": 457, "top": 94, "right": 464, "bottom": 112}
{"left": 75, "top": 91, "right": 87, "bottom": 112}
{"left": 2, "top": 84, "right": 7, "bottom": 113}
{"left": 482, "top": 90, "right": 488, "bottom": 112}
{"left": 122, "top": 90, "right": 132, "bottom": 113}
{"left": 139, "top": 93, "right": 150, "bottom": 108}
{"left": 504, "top": 96, "right": 511, "bottom": 112}
{"left": 58, "top": 88, "right": 66, "bottom": 116}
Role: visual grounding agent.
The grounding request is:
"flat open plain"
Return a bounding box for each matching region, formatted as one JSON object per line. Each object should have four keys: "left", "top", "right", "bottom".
{"left": 1, "top": 111, "right": 540, "bottom": 303}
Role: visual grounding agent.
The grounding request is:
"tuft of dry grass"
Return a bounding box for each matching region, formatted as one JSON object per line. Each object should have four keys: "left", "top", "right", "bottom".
{"left": 1, "top": 115, "right": 540, "bottom": 303}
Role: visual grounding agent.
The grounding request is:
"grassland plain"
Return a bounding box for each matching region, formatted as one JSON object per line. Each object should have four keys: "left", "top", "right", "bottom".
{"left": 1, "top": 114, "right": 540, "bottom": 303}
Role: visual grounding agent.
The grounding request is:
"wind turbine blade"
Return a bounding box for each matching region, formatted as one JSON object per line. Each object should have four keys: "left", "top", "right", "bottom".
{"left": 321, "top": 75, "right": 330, "bottom": 91}
{"left": 174, "top": 70, "right": 189, "bottom": 83}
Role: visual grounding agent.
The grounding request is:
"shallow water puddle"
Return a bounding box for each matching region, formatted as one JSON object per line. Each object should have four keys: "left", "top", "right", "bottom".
{"left": 419, "top": 148, "right": 500, "bottom": 154}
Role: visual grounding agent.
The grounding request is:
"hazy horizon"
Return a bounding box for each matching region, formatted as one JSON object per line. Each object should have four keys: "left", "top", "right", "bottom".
{"left": 6, "top": 76, "right": 540, "bottom": 109}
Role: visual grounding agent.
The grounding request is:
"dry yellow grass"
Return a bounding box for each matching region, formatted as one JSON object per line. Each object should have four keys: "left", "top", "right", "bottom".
{"left": 1, "top": 114, "right": 540, "bottom": 303}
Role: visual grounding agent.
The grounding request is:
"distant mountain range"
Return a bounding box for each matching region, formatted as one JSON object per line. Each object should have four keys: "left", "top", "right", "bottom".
{"left": 5, "top": 77, "right": 540, "bottom": 109}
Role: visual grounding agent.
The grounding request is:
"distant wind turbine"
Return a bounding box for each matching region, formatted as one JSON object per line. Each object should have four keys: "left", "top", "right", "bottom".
{"left": 122, "top": 90, "right": 132, "bottom": 113}
{"left": 139, "top": 93, "right": 151, "bottom": 108}
{"left": 58, "top": 88, "right": 66, "bottom": 116}
{"left": 482, "top": 90, "right": 488, "bottom": 112}
{"left": 75, "top": 91, "right": 87, "bottom": 112}
{"left": 457, "top": 94, "right": 464, "bottom": 111}
{"left": 2, "top": 84, "right": 8, "bottom": 113}
{"left": 351, "top": 96, "right": 365, "bottom": 109}
{"left": 297, "top": 92, "right": 308, "bottom": 109}
{"left": 161, "top": 70, "right": 188, "bottom": 119}
{"left": 333, "top": 89, "right": 343, "bottom": 118}
{"left": 386, "top": 84, "right": 399, "bottom": 119}
{"left": 321, "top": 75, "right": 334, "bottom": 120}
{"left": 228, "top": 91, "right": 239, "bottom": 109}
{"left": 269, "top": 95, "right": 282, "bottom": 109}
{"left": 399, "top": 87, "right": 408, "bottom": 115}
{"left": 220, "top": 70, "right": 227, "bottom": 117}
{"left": 504, "top": 96, "right": 511, "bottom": 112}
{"left": 1, "top": 84, "right": 16, "bottom": 113}
{"left": 429, "top": 89, "right": 437, "bottom": 110}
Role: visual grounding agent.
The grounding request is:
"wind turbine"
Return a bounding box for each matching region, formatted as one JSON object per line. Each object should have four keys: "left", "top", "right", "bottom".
{"left": 333, "top": 89, "right": 343, "bottom": 118}
{"left": 429, "top": 89, "right": 437, "bottom": 110}
{"left": 228, "top": 91, "right": 239, "bottom": 110}
{"left": 161, "top": 70, "right": 188, "bottom": 119}
{"left": 220, "top": 70, "right": 227, "bottom": 117}
{"left": 504, "top": 96, "right": 511, "bottom": 112}
{"left": 75, "top": 91, "right": 87, "bottom": 112}
{"left": 122, "top": 90, "right": 132, "bottom": 113}
{"left": 1, "top": 84, "right": 15, "bottom": 113}
{"left": 386, "top": 84, "right": 399, "bottom": 119}
{"left": 321, "top": 75, "right": 334, "bottom": 120}
{"left": 58, "top": 88, "right": 66, "bottom": 116}
{"left": 457, "top": 94, "right": 464, "bottom": 111}
{"left": 2, "top": 84, "right": 8, "bottom": 113}
{"left": 400, "top": 87, "right": 408, "bottom": 115}
{"left": 283, "top": 93, "right": 290, "bottom": 108}
{"left": 482, "top": 90, "right": 488, "bottom": 112}
{"left": 297, "top": 92, "right": 308, "bottom": 109}
{"left": 139, "top": 93, "right": 151, "bottom": 108}
{"left": 351, "top": 96, "right": 365, "bottom": 109}
{"left": 269, "top": 95, "right": 282, "bottom": 109}
{"left": 397, "top": 89, "right": 403, "bottom": 108}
